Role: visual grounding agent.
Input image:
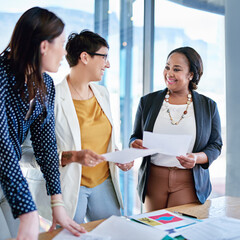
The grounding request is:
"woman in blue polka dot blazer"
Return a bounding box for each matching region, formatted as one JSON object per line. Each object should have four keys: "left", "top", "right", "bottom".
{"left": 0, "top": 7, "right": 85, "bottom": 240}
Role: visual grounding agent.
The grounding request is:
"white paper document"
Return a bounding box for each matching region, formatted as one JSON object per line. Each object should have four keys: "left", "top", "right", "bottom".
{"left": 102, "top": 148, "right": 159, "bottom": 164}
{"left": 143, "top": 131, "right": 192, "bottom": 156}
{"left": 172, "top": 216, "right": 240, "bottom": 240}
{"left": 102, "top": 132, "right": 192, "bottom": 164}
{"left": 91, "top": 215, "right": 167, "bottom": 240}
{"left": 53, "top": 229, "right": 111, "bottom": 240}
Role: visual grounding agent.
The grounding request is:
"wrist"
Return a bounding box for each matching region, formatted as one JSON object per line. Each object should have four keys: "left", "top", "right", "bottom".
{"left": 51, "top": 194, "right": 62, "bottom": 201}
{"left": 51, "top": 195, "right": 65, "bottom": 208}
{"left": 62, "top": 151, "right": 74, "bottom": 166}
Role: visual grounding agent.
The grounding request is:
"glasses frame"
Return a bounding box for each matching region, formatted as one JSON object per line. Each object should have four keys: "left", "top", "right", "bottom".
{"left": 87, "top": 52, "right": 108, "bottom": 61}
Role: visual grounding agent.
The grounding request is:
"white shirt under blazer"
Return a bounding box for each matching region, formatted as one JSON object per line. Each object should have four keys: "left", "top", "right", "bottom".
{"left": 20, "top": 77, "right": 123, "bottom": 221}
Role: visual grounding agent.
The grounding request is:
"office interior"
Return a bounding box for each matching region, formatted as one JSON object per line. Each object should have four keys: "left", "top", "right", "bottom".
{"left": 0, "top": 0, "right": 238, "bottom": 217}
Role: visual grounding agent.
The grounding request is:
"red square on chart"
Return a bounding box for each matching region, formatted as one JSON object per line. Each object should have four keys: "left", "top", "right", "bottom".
{"left": 149, "top": 213, "right": 183, "bottom": 224}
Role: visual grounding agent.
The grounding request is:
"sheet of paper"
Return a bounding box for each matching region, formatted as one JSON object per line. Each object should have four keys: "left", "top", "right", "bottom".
{"left": 130, "top": 209, "right": 199, "bottom": 232}
{"left": 171, "top": 216, "right": 240, "bottom": 240}
{"left": 143, "top": 131, "right": 192, "bottom": 156}
{"left": 102, "top": 148, "right": 159, "bottom": 164}
{"left": 53, "top": 229, "right": 110, "bottom": 240}
{"left": 91, "top": 215, "right": 167, "bottom": 240}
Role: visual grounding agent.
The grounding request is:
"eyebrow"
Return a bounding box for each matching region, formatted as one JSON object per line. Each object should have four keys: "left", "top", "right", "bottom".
{"left": 166, "top": 63, "right": 183, "bottom": 68}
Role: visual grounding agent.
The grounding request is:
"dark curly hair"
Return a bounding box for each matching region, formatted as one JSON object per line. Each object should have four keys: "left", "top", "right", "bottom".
{"left": 66, "top": 30, "right": 109, "bottom": 67}
{"left": 167, "top": 47, "right": 203, "bottom": 90}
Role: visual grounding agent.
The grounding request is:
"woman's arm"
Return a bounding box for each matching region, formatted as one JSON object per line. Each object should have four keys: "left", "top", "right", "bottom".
{"left": 61, "top": 150, "right": 105, "bottom": 167}
{"left": 177, "top": 101, "right": 222, "bottom": 169}
{"left": 30, "top": 77, "right": 84, "bottom": 236}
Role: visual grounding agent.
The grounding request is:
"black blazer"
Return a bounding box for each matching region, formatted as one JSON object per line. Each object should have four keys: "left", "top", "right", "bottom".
{"left": 130, "top": 88, "right": 222, "bottom": 204}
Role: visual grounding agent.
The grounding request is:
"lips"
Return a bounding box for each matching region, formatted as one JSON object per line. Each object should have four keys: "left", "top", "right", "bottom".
{"left": 166, "top": 78, "right": 177, "bottom": 85}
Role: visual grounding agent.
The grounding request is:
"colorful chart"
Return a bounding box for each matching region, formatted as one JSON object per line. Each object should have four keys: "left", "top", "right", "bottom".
{"left": 137, "top": 217, "right": 162, "bottom": 226}
{"left": 149, "top": 213, "right": 183, "bottom": 224}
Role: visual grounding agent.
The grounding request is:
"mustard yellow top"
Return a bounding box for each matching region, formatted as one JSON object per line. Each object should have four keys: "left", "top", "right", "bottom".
{"left": 73, "top": 96, "right": 111, "bottom": 188}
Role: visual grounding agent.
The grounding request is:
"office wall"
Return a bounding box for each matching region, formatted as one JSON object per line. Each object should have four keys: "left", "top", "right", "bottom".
{"left": 225, "top": 0, "right": 240, "bottom": 196}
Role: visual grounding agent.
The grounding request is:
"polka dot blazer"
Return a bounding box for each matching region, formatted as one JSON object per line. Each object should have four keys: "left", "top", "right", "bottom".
{"left": 0, "top": 54, "right": 61, "bottom": 218}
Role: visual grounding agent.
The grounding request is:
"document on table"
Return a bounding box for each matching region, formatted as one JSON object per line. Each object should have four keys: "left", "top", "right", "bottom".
{"left": 143, "top": 131, "right": 192, "bottom": 156}
{"left": 102, "top": 132, "right": 192, "bottom": 164}
{"left": 130, "top": 209, "right": 199, "bottom": 232}
{"left": 91, "top": 215, "right": 168, "bottom": 240}
{"left": 170, "top": 216, "right": 240, "bottom": 240}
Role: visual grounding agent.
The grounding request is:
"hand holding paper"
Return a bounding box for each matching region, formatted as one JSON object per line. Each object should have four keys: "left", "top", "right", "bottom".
{"left": 143, "top": 131, "right": 192, "bottom": 156}
{"left": 102, "top": 132, "right": 192, "bottom": 164}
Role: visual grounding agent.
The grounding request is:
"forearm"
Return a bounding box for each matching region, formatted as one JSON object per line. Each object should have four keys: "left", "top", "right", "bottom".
{"left": 61, "top": 151, "right": 75, "bottom": 166}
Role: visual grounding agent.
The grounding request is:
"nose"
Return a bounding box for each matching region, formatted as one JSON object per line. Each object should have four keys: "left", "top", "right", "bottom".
{"left": 105, "top": 59, "right": 110, "bottom": 68}
{"left": 167, "top": 68, "right": 174, "bottom": 78}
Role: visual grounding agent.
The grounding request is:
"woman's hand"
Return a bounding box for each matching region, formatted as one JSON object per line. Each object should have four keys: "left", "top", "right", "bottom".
{"left": 49, "top": 194, "right": 86, "bottom": 237}
{"left": 130, "top": 139, "right": 147, "bottom": 149}
{"left": 116, "top": 161, "right": 134, "bottom": 171}
{"left": 176, "top": 153, "right": 197, "bottom": 169}
{"left": 17, "top": 211, "right": 39, "bottom": 240}
{"left": 75, "top": 150, "right": 105, "bottom": 167}
{"left": 49, "top": 205, "right": 86, "bottom": 236}
{"left": 62, "top": 149, "right": 105, "bottom": 167}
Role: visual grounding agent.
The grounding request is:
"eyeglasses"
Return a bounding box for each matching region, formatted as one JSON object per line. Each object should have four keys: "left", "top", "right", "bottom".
{"left": 87, "top": 52, "right": 108, "bottom": 62}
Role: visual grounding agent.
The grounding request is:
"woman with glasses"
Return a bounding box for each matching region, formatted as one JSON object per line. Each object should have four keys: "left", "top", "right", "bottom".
{"left": 0, "top": 7, "right": 86, "bottom": 240}
{"left": 21, "top": 30, "right": 133, "bottom": 224}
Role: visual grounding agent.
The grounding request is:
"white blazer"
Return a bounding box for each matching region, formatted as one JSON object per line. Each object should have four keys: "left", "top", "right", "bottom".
{"left": 21, "top": 77, "right": 123, "bottom": 221}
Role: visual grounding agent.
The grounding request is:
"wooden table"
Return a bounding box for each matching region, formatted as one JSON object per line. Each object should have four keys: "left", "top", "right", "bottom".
{"left": 34, "top": 196, "right": 240, "bottom": 239}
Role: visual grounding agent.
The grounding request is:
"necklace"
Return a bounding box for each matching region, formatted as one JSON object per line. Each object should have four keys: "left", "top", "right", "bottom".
{"left": 164, "top": 89, "right": 192, "bottom": 125}
{"left": 68, "top": 79, "right": 91, "bottom": 100}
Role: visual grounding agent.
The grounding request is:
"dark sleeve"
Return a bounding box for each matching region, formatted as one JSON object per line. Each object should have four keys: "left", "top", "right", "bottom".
{"left": 0, "top": 85, "right": 36, "bottom": 218}
{"left": 129, "top": 97, "right": 144, "bottom": 146}
{"left": 30, "top": 77, "right": 61, "bottom": 196}
{"left": 201, "top": 101, "right": 222, "bottom": 169}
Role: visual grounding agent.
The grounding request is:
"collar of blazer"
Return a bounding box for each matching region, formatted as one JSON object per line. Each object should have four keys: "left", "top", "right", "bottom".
{"left": 143, "top": 88, "right": 202, "bottom": 153}
{"left": 55, "top": 77, "right": 114, "bottom": 145}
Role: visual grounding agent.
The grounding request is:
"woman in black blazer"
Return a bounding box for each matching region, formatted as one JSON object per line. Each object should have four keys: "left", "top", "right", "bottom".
{"left": 130, "top": 47, "right": 222, "bottom": 212}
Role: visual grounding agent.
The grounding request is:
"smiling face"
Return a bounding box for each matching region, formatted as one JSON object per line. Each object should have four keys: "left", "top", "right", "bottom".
{"left": 88, "top": 46, "right": 110, "bottom": 82}
{"left": 163, "top": 52, "right": 193, "bottom": 94}
{"left": 41, "top": 31, "right": 66, "bottom": 73}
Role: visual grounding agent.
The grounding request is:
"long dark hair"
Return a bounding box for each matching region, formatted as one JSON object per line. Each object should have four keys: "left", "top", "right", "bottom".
{"left": 167, "top": 47, "right": 203, "bottom": 90}
{"left": 2, "top": 7, "right": 64, "bottom": 103}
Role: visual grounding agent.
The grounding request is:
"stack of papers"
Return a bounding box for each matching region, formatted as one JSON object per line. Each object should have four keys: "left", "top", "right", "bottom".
{"left": 91, "top": 215, "right": 168, "bottom": 240}
{"left": 53, "top": 210, "right": 240, "bottom": 240}
{"left": 53, "top": 215, "right": 168, "bottom": 240}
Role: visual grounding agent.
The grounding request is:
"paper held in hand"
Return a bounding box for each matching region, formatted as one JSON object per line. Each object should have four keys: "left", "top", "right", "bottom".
{"left": 102, "top": 131, "right": 192, "bottom": 164}
{"left": 143, "top": 131, "right": 192, "bottom": 156}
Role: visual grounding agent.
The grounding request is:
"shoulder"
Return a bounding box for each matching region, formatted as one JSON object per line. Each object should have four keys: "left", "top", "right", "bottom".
{"left": 140, "top": 89, "right": 167, "bottom": 104}
{"left": 43, "top": 73, "right": 55, "bottom": 96}
{"left": 54, "top": 76, "right": 69, "bottom": 99}
{"left": 90, "top": 83, "right": 109, "bottom": 96}
{"left": 55, "top": 76, "right": 67, "bottom": 92}
{"left": 192, "top": 91, "right": 217, "bottom": 107}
